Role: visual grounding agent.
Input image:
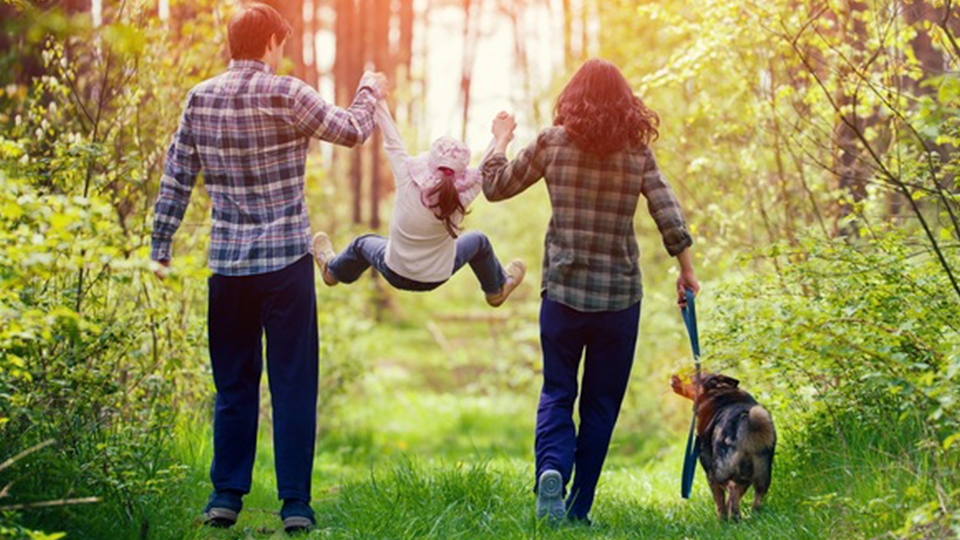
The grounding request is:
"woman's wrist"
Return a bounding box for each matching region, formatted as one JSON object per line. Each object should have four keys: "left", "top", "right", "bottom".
{"left": 676, "top": 248, "right": 695, "bottom": 274}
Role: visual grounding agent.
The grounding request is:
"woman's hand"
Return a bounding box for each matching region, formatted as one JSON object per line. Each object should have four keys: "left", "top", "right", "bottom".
{"left": 675, "top": 248, "right": 699, "bottom": 308}
{"left": 492, "top": 112, "right": 516, "bottom": 147}
{"left": 677, "top": 270, "right": 700, "bottom": 308}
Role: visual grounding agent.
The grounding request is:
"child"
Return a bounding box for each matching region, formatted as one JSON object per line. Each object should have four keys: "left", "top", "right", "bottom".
{"left": 313, "top": 100, "right": 525, "bottom": 306}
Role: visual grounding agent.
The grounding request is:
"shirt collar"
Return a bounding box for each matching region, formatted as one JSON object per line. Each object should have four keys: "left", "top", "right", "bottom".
{"left": 228, "top": 59, "right": 275, "bottom": 74}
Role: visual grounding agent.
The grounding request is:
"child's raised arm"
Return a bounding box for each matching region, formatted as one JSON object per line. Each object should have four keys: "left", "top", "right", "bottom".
{"left": 458, "top": 138, "right": 497, "bottom": 208}
{"left": 374, "top": 100, "right": 410, "bottom": 184}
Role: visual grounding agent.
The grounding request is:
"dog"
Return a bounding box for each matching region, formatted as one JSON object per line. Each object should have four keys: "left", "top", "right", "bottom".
{"left": 670, "top": 372, "right": 776, "bottom": 522}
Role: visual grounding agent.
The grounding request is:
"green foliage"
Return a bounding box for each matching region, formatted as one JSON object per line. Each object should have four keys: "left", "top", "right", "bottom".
{"left": 0, "top": 1, "right": 380, "bottom": 536}
{"left": 0, "top": 1, "right": 224, "bottom": 537}
{"left": 1, "top": 0, "right": 958, "bottom": 537}
{"left": 704, "top": 228, "right": 960, "bottom": 537}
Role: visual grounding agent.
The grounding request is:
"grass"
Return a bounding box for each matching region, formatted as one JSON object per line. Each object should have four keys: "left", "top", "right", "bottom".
{"left": 12, "top": 181, "right": 957, "bottom": 538}
{"left": 17, "top": 276, "right": 957, "bottom": 539}
{"left": 151, "top": 387, "right": 954, "bottom": 540}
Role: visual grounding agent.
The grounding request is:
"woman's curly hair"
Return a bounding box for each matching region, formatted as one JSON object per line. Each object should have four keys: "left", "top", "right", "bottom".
{"left": 554, "top": 58, "right": 660, "bottom": 157}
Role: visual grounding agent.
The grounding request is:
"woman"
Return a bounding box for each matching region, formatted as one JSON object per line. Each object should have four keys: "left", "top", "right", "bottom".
{"left": 480, "top": 58, "right": 699, "bottom": 523}
{"left": 313, "top": 99, "right": 525, "bottom": 306}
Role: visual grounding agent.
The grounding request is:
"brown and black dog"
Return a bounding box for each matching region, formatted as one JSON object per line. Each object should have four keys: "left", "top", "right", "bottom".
{"left": 671, "top": 372, "right": 776, "bottom": 522}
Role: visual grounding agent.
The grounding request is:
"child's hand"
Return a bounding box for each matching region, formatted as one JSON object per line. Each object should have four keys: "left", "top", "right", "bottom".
{"left": 492, "top": 112, "right": 516, "bottom": 143}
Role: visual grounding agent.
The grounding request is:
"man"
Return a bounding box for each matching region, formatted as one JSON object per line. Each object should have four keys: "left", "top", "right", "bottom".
{"left": 150, "top": 3, "right": 386, "bottom": 533}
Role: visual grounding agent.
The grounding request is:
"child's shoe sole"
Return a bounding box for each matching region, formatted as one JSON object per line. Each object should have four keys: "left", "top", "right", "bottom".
{"left": 312, "top": 232, "right": 339, "bottom": 286}
{"left": 487, "top": 259, "right": 526, "bottom": 307}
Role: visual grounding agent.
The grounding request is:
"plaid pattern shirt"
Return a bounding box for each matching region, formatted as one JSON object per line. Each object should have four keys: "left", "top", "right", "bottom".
{"left": 151, "top": 60, "right": 380, "bottom": 276}
{"left": 481, "top": 127, "right": 693, "bottom": 312}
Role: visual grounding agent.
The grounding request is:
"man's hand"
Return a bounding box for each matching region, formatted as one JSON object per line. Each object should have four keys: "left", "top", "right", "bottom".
{"left": 154, "top": 259, "right": 171, "bottom": 280}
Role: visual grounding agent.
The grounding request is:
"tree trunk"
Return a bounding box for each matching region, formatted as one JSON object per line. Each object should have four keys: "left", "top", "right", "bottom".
{"left": 562, "top": 0, "right": 573, "bottom": 70}
{"left": 902, "top": 0, "right": 954, "bottom": 196}
{"left": 580, "top": 0, "right": 589, "bottom": 60}
{"left": 833, "top": 0, "right": 870, "bottom": 237}
{"left": 334, "top": 0, "right": 365, "bottom": 224}
{"left": 304, "top": 0, "right": 319, "bottom": 88}
{"left": 351, "top": 0, "right": 364, "bottom": 224}
{"left": 265, "top": 0, "right": 306, "bottom": 78}
{"left": 369, "top": 0, "right": 391, "bottom": 229}
{"left": 0, "top": 3, "right": 44, "bottom": 86}
{"left": 398, "top": 0, "right": 414, "bottom": 72}
{"left": 459, "top": 0, "right": 483, "bottom": 141}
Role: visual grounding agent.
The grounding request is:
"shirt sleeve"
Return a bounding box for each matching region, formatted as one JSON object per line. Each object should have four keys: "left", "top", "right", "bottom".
{"left": 290, "top": 71, "right": 380, "bottom": 147}
{"left": 480, "top": 130, "right": 549, "bottom": 202}
{"left": 641, "top": 147, "right": 693, "bottom": 257}
{"left": 455, "top": 138, "right": 496, "bottom": 207}
{"left": 374, "top": 100, "right": 410, "bottom": 183}
{"left": 151, "top": 97, "right": 201, "bottom": 262}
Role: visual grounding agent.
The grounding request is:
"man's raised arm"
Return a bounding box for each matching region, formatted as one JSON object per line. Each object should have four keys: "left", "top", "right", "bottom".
{"left": 290, "top": 71, "right": 386, "bottom": 148}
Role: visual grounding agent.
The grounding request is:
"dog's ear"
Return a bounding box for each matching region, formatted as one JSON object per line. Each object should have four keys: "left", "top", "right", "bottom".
{"left": 716, "top": 375, "right": 740, "bottom": 388}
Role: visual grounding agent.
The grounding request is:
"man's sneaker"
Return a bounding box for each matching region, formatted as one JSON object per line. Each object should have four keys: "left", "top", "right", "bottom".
{"left": 202, "top": 490, "right": 242, "bottom": 528}
{"left": 312, "top": 232, "right": 339, "bottom": 286}
{"left": 535, "top": 469, "right": 566, "bottom": 522}
{"left": 486, "top": 259, "right": 526, "bottom": 307}
{"left": 281, "top": 499, "right": 316, "bottom": 534}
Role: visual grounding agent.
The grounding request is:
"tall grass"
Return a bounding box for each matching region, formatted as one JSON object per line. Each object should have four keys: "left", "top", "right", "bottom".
{"left": 152, "top": 388, "right": 957, "bottom": 540}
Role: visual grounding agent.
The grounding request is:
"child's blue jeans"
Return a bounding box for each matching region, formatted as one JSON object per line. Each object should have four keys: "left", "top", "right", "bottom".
{"left": 328, "top": 231, "right": 507, "bottom": 294}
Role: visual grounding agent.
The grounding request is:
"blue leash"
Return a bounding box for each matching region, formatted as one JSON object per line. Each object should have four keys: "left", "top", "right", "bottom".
{"left": 680, "top": 288, "right": 700, "bottom": 500}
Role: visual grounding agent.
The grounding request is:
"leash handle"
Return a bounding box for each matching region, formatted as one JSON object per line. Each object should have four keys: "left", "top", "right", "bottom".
{"left": 680, "top": 288, "right": 701, "bottom": 499}
{"left": 680, "top": 288, "right": 699, "bottom": 359}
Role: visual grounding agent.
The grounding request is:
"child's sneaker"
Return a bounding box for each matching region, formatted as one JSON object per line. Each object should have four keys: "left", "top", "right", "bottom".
{"left": 312, "top": 232, "right": 339, "bottom": 286}
{"left": 486, "top": 259, "right": 526, "bottom": 307}
{"left": 535, "top": 469, "right": 565, "bottom": 522}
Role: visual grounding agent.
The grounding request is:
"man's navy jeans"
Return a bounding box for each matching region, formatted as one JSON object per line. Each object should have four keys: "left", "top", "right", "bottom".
{"left": 207, "top": 255, "right": 318, "bottom": 502}
{"left": 535, "top": 296, "right": 641, "bottom": 520}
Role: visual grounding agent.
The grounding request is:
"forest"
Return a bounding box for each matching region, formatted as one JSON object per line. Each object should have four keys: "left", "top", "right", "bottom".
{"left": 0, "top": 0, "right": 958, "bottom": 538}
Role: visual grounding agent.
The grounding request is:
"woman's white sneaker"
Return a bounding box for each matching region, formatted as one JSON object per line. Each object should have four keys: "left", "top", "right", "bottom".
{"left": 535, "top": 469, "right": 566, "bottom": 522}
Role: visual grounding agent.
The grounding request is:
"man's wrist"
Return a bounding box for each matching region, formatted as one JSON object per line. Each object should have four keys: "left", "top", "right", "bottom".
{"left": 150, "top": 243, "right": 172, "bottom": 263}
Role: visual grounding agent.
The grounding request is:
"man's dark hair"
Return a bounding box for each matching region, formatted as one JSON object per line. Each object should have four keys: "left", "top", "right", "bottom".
{"left": 228, "top": 3, "right": 293, "bottom": 61}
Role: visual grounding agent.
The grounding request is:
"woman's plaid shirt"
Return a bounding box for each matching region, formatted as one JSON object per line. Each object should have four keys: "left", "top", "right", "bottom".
{"left": 481, "top": 127, "right": 693, "bottom": 312}
{"left": 150, "top": 60, "right": 379, "bottom": 276}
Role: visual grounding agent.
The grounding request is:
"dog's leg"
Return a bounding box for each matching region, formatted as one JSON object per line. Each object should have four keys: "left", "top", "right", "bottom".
{"left": 753, "top": 453, "right": 773, "bottom": 513}
{"left": 708, "top": 480, "right": 726, "bottom": 522}
{"left": 752, "top": 486, "right": 765, "bottom": 513}
{"left": 726, "top": 481, "right": 742, "bottom": 523}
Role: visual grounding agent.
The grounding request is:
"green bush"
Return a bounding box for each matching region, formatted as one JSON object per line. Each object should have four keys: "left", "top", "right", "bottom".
{"left": 705, "top": 229, "right": 960, "bottom": 537}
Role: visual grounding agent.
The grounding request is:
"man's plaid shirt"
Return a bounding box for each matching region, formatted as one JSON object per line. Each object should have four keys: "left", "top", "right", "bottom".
{"left": 151, "top": 60, "right": 379, "bottom": 276}
{"left": 481, "top": 127, "right": 693, "bottom": 312}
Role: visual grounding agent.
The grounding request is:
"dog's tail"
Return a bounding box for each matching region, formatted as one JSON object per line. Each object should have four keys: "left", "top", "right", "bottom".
{"left": 743, "top": 406, "right": 776, "bottom": 452}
